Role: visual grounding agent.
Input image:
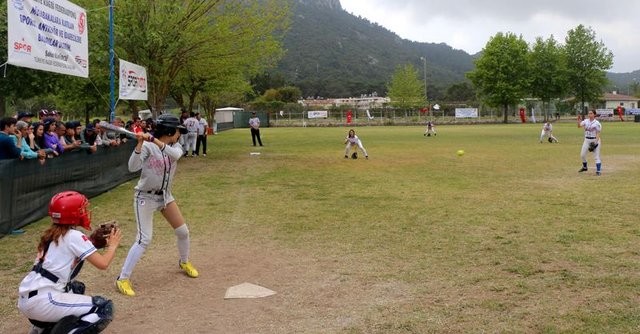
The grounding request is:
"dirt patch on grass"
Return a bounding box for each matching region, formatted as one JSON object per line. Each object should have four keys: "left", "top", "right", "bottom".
{"left": 3, "top": 236, "right": 413, "bottom": 334}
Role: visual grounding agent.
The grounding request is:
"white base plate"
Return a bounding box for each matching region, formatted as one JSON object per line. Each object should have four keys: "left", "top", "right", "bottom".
{"left": 224, "top": 282, "right": 276, "bottom": 299}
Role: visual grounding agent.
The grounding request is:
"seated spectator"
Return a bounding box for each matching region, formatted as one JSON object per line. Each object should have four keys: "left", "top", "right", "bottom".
{"left": 38, "top": 108, "right": 51, "bottom": 120}
{"left": 145, "top": 117, "right": 155, "bottom": 134}
{"left": 0, "top": 117, "right": 22, "bottom": 160}
{"left": 95, "top": 121, "right": 117, "bottom": 147}
{"left": 72, "top": 122, "right": 85, "bottom": 143}
{"left": 51, "top": 109, "right": 62, "bottom": 122}
{"left": 26, "top": 122, "right": 37, "bottom": 150}
{"left": 17, "top": 111, "right": 35, "bottom": 123}
{"left": 103, "top": 117, "right": 127, "bottom": 146}
{"left": 43, "top": 119, "right": 63, "bottom": 156}
{"left": 32, "top": 122, "right": 46, "bottom": 150}
{"left": 131, "top": 116, "right": 142, "bottom": 133}
{"left": 61, "top": 121, "right": 82, "bottom": 152}
{"left": 27, "top": 122, "right": 53, "bottom": 159}
{"left": 80, "top": 123, "right": 98, "bottom": 153}
{"left": 12, "top": 121, "right": 46, "bottom": 163}
{"left": 54, "top": 121, "right": 67, "bottom": 145}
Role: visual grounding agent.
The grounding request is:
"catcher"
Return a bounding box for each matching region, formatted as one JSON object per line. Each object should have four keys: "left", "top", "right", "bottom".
{"left": 577, "top": 110, "right": 602, "bottom": 175}
{"left": 17, "top": 191, "right": 122, "bottom": 334}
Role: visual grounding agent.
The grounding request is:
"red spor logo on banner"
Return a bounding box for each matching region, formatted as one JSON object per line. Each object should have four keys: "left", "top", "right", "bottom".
{"left": 78, "top": 12, "right": 86, "bottom": 34}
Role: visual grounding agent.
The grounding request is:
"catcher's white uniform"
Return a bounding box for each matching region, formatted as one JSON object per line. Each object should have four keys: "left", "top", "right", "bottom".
{"left": 17, "top": 230, "right": 99, "bottom": 326}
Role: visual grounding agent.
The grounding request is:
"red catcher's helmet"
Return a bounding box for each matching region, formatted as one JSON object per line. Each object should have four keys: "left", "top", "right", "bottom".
{"left": 48, "top": 191, "right": 92, "bottom": 230}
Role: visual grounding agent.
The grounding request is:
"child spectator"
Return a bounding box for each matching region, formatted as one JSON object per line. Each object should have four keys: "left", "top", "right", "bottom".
{"left": 43, "top": 119, "right": 63, "bottom": 156}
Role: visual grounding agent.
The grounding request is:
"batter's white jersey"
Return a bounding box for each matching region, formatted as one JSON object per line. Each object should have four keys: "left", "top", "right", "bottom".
{"left": 128, "top": 141, "right": 184, "bottom": 199}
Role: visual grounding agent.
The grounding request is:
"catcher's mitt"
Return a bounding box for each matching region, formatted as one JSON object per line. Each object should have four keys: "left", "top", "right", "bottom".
{"left": 588, "top": 142, "right": 599, "bottom": 152}
{"left": 89, "top": 221, "right": 118, "bottom": 249}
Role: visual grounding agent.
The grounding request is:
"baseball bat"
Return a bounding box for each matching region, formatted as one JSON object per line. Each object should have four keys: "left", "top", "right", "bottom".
{"left": 99, "top": 121, "right": 137, "bottom": 139}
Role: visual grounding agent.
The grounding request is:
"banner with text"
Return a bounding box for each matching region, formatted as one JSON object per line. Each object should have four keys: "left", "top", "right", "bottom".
{"left": 119, "top": 59, "right": 148, "bottom": 100}
{"left": 455, "top": 108, "right": 478, "bottom": 118}
{"left": 596, "top": 108, "right": 613, "bottom": 120}
{"left": 7, "top": 0, "right": 89, "bottom": 78}
{"left": 307, "top": 110, "right": 328, "bottom": 119}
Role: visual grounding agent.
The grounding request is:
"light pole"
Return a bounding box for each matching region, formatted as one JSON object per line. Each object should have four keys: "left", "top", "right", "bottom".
{"left": 420, "top": 56, "right": 427, "bottom": 103}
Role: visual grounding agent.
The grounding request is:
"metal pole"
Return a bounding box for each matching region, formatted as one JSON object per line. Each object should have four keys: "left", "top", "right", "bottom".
{"left": 420, "top": 56, "right": 428, "bottom": 122}
{"left": 420, "top": 57, "right": 427, "bottom": 102}
{"left": 108, "top": 0, "right": 115, "bottom": 122}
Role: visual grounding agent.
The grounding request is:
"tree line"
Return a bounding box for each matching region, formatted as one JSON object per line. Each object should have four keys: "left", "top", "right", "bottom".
{"left": 384, "top": 25, "right": 613, "bottom": 123}
{"left": 0, "top": 0, "right": 291, "bottom": 122}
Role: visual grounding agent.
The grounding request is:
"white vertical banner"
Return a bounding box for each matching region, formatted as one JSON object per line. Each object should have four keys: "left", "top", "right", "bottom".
{"left": 118, "top": 59, "right": 148, "bottom": 100}
{"left": 7, "top": 0, "right": 89, "bottom": 78}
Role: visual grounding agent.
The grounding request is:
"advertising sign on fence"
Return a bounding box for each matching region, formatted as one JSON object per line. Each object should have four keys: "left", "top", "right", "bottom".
{"left": 7, "top": 0, "right": 89, "bottom": 77}
{"left": 308, "top": 110, "right": 328, "bottom": 119}
{"left": 596, "top": 109, "right": 613, "bottom": 120}
{"left": 455, "top": 108, "right": 478, "bottom": 118}
{"left": 119, "top": 59, "right": 148, "bottom": 100}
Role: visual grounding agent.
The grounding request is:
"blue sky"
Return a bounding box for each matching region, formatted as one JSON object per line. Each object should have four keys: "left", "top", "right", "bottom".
{"left": 341, "top": 0, "right": 639, "bottom": 73}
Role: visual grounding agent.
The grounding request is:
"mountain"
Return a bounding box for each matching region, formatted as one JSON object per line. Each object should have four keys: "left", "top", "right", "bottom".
{"left": 606, "top": 70, "right": 640, "bottom": 94}
{"left": 276, "top": 0, "right": 476, "bottom": 99}
{"left": 277, "top": 0, "right": 638, "bottom": 99}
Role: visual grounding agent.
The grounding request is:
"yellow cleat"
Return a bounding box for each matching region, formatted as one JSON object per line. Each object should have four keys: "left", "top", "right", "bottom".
{"left": 179, "top": 261, "right": 199, "bottom": 278}
{"left": 115, "top": 277, "right": 136, "bottom": 296}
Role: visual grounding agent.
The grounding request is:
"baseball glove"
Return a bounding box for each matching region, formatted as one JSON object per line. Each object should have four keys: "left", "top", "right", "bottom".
{"left": 588, "top": 142, "right": 599, "bottom": 152}
{"left": 89, "top": 221, "right": 118, "bottom": 249}
{"left": 548, "top": 137, "right": 553, "bottom": 143}
{"left": 351, "top": 152, "right": 358, "bottom": 159}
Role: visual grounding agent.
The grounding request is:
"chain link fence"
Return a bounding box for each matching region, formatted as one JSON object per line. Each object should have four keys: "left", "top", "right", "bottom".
{"left": 268, "top": 108, "right": 561, "bottom": 127}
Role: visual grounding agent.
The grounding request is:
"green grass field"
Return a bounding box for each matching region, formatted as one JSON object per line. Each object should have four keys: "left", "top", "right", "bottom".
{"left": 2, "top": 122, "right": 640, "bottom": 333}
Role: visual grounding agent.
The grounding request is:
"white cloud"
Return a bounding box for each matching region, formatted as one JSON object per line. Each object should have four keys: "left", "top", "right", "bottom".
{"left": 341, "top": 0, "right": 640, "bottom": 72}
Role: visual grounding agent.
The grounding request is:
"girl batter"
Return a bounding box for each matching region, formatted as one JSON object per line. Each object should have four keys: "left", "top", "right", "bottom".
{"left": 116, "top": 113, "right": 198, "bottom": 297}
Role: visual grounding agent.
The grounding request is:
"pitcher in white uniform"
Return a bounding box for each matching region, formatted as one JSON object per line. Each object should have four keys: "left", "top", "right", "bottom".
{"left": 17, "top": 191, "right": 122, "bottom": 334}
{"left": 577, "top": 110, "right": 602, "bottom": 175}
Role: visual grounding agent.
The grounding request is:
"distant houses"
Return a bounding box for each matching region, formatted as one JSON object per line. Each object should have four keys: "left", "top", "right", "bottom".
{"left": 602, "top": 91, "right": 638, "bottom": 110}
{"left": 300, "top": 96, "right": 390, "bottom": 109}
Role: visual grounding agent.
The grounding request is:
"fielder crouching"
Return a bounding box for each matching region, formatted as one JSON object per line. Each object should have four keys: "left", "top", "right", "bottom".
{"left": 17, "top": 191, "right": 122, "bottom": 334}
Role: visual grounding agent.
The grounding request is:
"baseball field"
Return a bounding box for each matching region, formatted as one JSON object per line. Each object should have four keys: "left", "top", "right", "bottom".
{"left": 1, "top": 121, "right": 640, "bottom": 333}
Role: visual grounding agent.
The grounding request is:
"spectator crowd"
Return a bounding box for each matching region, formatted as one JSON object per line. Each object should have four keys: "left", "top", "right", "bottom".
{"left": 0, "top": 109, "right": 209, "bottom": 163}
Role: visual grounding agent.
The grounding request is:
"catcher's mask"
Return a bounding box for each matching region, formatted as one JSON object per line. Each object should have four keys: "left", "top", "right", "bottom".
{"left": 48, "top": 191, "right": 92, "bottom": 231}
